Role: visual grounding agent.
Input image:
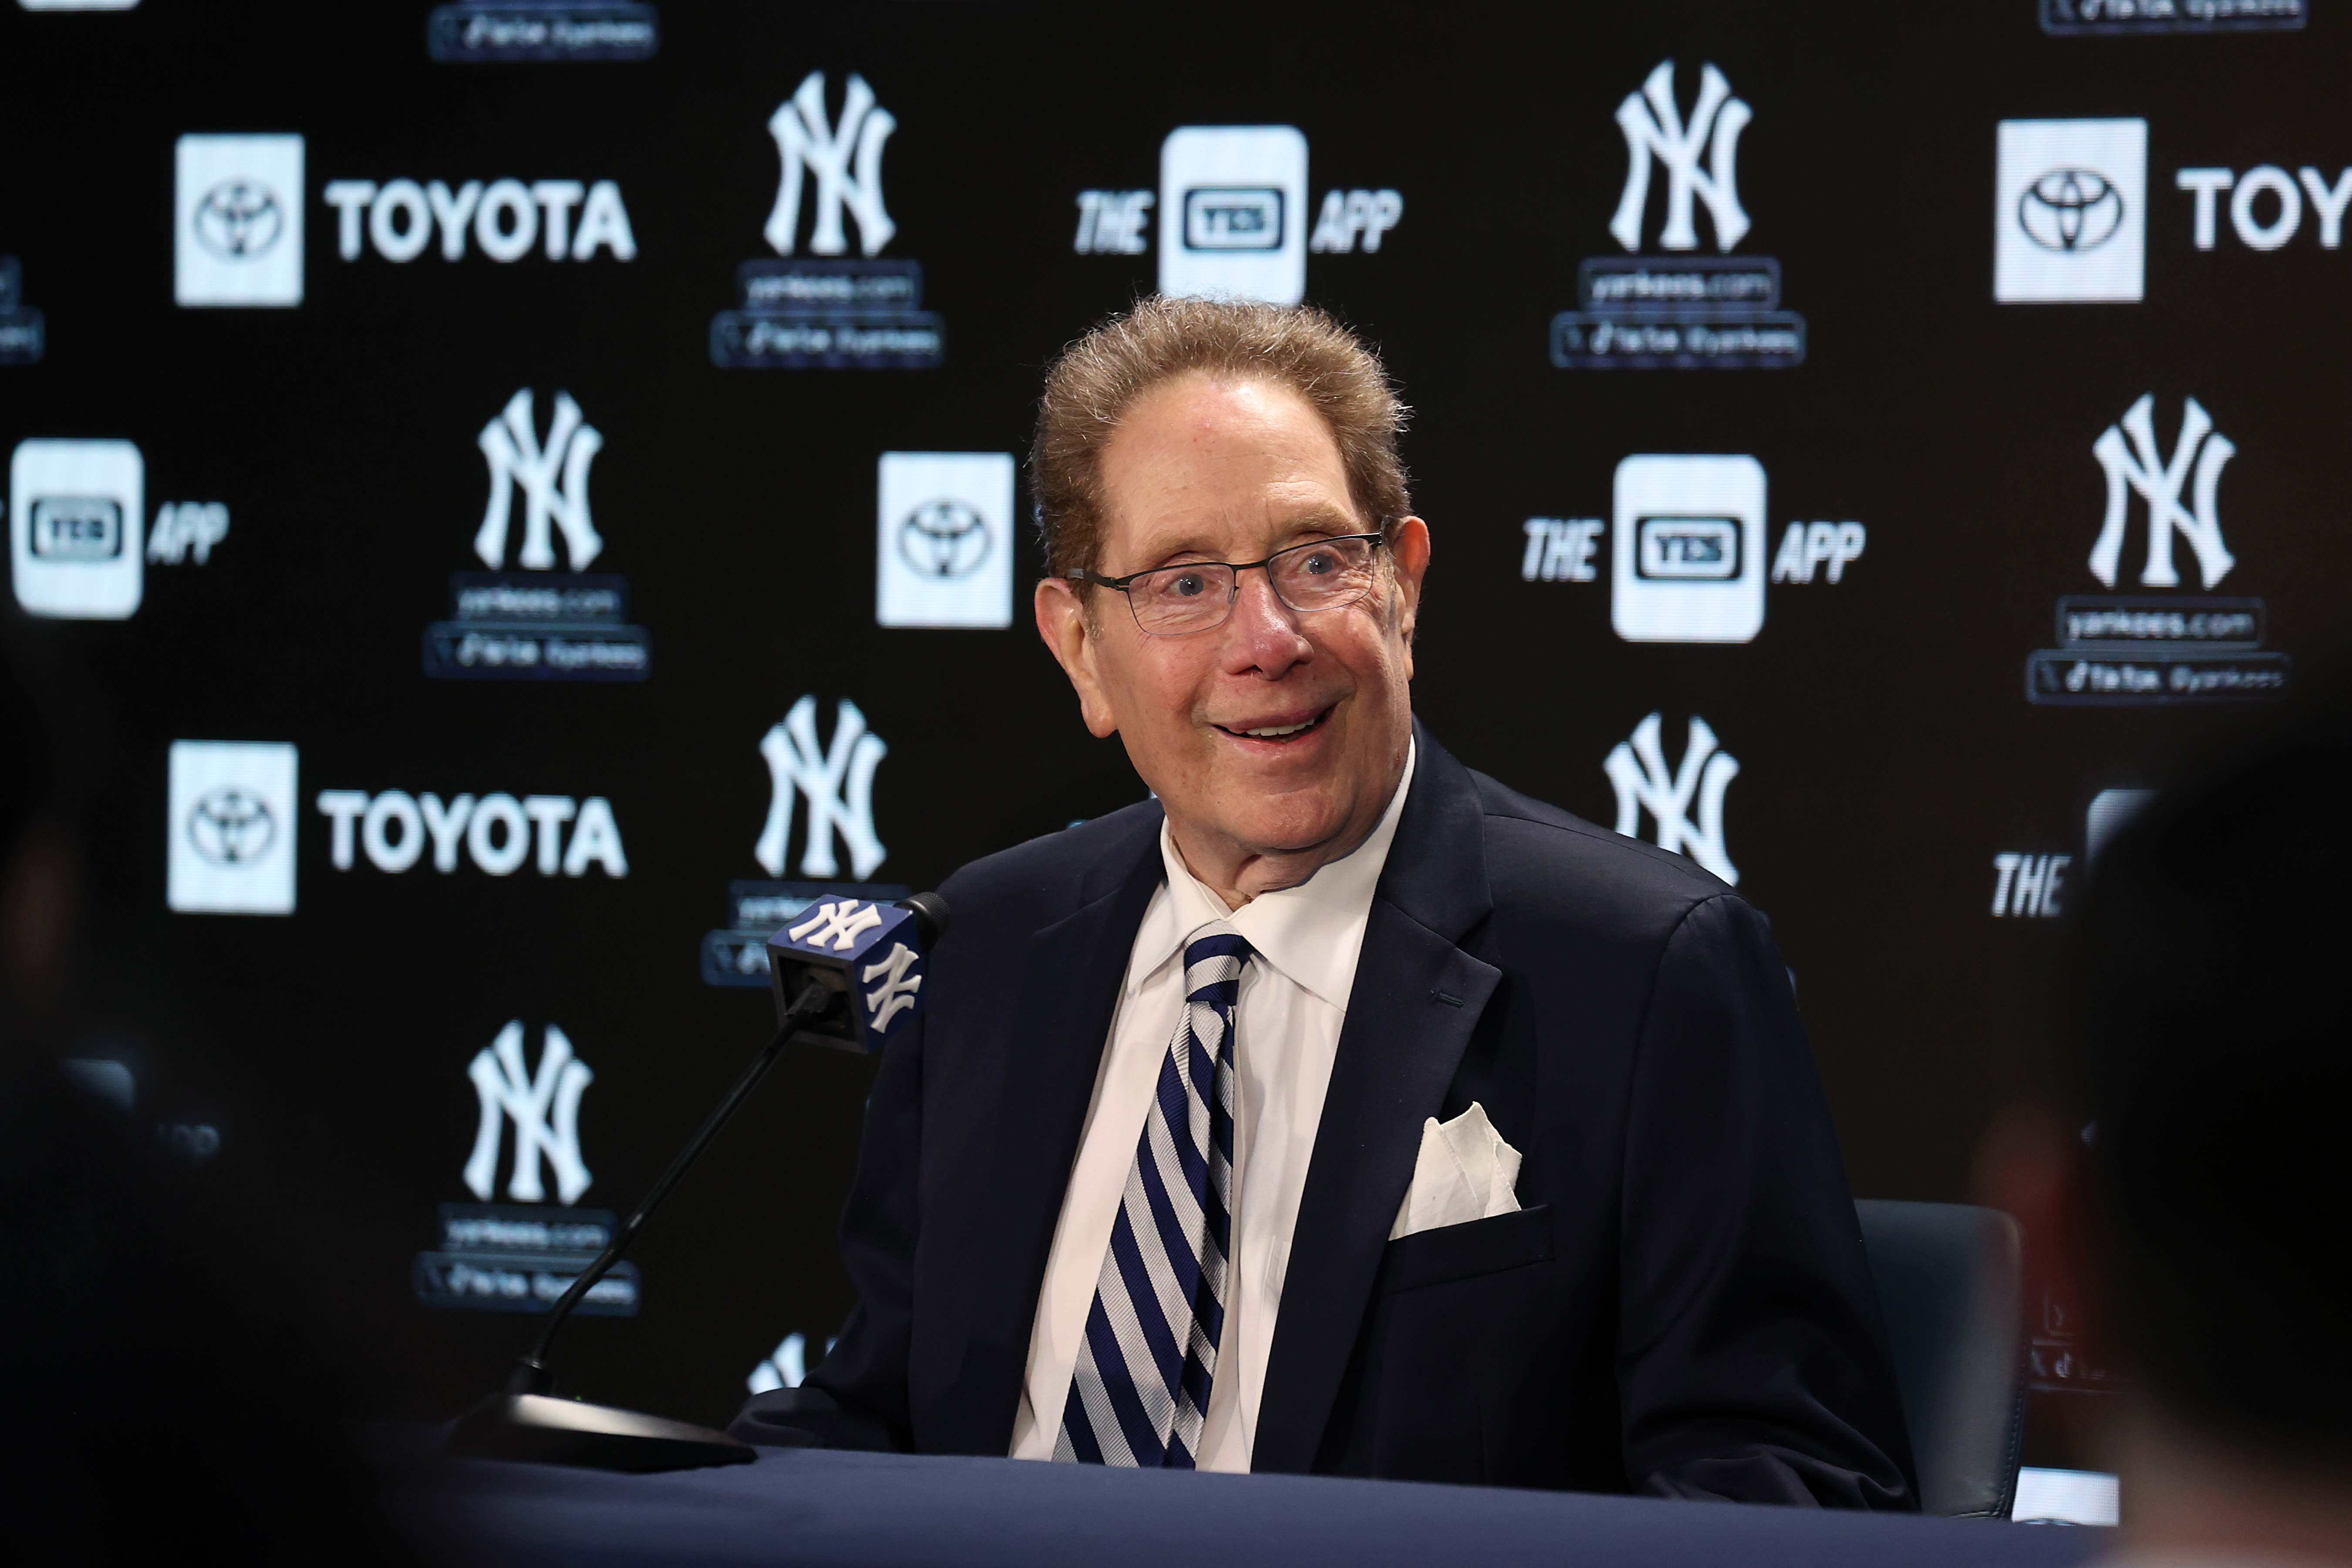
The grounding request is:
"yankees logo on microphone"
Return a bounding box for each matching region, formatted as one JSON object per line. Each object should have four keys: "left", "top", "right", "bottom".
{"left": 766, "top": 897, "right": 934, "bottom": 1053}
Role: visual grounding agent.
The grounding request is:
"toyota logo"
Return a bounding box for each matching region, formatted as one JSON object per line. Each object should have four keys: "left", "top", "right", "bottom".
{"left": 897, "top": 499, "right": 991, "bottom": 580}
{"left": 188, "top": 787, "right": 277, "bottom": 867}
{"left": 193, "top": 179, "right": 285, "bottom": 260}
{"left": 2018, "top": 168, "right": 2124, "bottom": 253}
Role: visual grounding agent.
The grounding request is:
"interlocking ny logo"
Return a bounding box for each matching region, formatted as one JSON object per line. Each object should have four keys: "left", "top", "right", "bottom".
{"left": 474, "top": 389, "right": 605, "bottom": 571}
{"left": 861, "top": 941, "right": 922, "bottom": 1030}
{"left": 786, "top": 897, "right": 883, "bottom": 952}
{"left": 765, "top": 71, "right": 897, "bottom": 258}
{"left": 464, "top": 1021, "right": 593, "bottom": 1206}
{"left": 1610, "top": 61, "right": 1752, "bottom": 254}
{"left": 756, "top": 696, "right": 888, "bottom": 879}
{"left": 1604, "top": 713, "right": 1740, "bottom": 884}
{"left": 2088, "top": 394, "right": 2237, "bottom": 591}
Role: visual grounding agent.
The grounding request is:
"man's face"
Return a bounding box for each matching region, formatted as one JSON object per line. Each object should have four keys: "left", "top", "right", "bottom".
{"left": 1034, "top": 371, "right": 1429, "bottom": 892}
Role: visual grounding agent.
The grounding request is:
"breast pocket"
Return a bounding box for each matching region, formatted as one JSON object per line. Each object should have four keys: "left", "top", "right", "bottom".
{"left": 1375, "top": 1204, "right": 1553, "bottom": 1296}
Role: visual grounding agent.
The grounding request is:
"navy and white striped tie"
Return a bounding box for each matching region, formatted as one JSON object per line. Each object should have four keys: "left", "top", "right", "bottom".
{"left": 1055, "top": 924, "right": 1250, "bottom": 1468}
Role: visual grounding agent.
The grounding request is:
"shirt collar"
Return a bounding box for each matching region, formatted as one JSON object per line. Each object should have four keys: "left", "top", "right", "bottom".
{"left": 1129, "top": 739, "right": 1418, "bottom": 1008}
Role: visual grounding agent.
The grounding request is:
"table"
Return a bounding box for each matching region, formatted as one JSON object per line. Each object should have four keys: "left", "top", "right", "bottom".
{"left": 393, "top": 1445, "right": 2111, "bottom": 1568}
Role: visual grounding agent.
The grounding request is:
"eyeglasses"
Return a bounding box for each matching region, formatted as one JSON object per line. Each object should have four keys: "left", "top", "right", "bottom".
{"left": 1066, "top": 533, "right": 1388, "bottom": 637}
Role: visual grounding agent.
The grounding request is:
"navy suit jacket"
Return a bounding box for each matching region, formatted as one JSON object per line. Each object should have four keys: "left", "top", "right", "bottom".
{"left": 734, "top": 725, "right": 1917, "bottom": 1507}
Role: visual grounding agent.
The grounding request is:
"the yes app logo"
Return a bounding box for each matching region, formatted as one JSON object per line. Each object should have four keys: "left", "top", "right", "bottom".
{"left": 1611, "top": 455, "right": 1767, "bottom": 644}
{"left": 10, "top": 438, "right": 144, "bottom": 618}
{"left": 1159, "top": 126, "right": 1308, "bottom": 306}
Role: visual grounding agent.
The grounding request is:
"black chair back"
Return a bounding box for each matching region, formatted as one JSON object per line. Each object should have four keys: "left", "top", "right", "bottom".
{"left": 1854, "top": 1199, "right": 2027, "bottom": 1518}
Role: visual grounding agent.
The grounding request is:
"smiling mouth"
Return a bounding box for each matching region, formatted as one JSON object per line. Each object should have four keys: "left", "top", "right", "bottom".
{"left": 1215, "top": 708, "right": 1332, "bottom": 742}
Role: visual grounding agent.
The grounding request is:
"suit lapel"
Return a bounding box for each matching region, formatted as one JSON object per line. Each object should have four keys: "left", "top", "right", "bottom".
{"left": 1252, "top": 727, "right": 1500, "bottom": 1474}
{"left": 938, "top": 817, "right": 1166, "bottom": 1454}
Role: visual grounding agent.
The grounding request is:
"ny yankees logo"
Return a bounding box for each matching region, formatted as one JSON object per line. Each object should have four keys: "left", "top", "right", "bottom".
{"left": 860, "top": 941, "right": 922, "bottom": 1029}
{"left": 2088, "top": 394, "right": 2237, "bottom": 590}
{"left": 464, "top": 1021, "right": 593, "bottom": 1205}
{"left": 475, "top": 389, "right": 605, "bottom": 571}
{"left": 787, "top": 897, "right": 883, "bottom": 952}
{"left": 756, "top": 695, "right": 889, "bottom": 879}
{"left": 1604, "top": 713, "right": 1740, "bottom": 884}
{"left": 765, "top": 71, "right": 897, "bottom": 258}
{"left": 1609, "top": 60, "right": 1753, "bottom": 254}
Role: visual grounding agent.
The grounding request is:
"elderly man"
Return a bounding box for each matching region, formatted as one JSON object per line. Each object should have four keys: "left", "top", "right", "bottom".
{"left": 734, "top": 297, "right": 1914, "bottom": 1505}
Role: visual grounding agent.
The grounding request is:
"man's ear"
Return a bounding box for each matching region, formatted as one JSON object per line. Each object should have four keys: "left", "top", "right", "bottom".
{"left": 1389, "top": 516, "right": 1432, "bottom": 678}
{"left": 1034, "top": 577, "right": 1121, "bottom": 739}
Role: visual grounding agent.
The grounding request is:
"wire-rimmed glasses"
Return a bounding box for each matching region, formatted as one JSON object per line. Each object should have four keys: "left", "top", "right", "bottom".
{"left": 1066, "top": 532, "right": 1388, "bottom": 637}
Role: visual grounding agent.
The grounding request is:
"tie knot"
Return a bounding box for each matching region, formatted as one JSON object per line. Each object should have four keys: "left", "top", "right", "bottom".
{"left": 1182, "top": 923, "right": 1252, "bottom": 975}
{"left": 1181, "top": 924, "right": 1251, "bottom": 1010}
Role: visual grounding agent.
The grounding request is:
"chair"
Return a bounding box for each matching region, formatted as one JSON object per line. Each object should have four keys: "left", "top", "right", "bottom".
{"left": 1854, "top": 1199, "right": 2027, "bottom": 1518}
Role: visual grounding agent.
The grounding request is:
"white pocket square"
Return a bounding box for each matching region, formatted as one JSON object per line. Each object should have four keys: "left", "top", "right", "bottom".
{"left": 1388, "top": 1101, "right": 1522, "bottom": 1241}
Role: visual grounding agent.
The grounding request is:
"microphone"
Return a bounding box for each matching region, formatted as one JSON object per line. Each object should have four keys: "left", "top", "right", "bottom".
{"left": 767, "top": 889, "right": 951, "bottom": 1053}
{"left": 446, "top": 891, "right": 951, "bottom": 1473}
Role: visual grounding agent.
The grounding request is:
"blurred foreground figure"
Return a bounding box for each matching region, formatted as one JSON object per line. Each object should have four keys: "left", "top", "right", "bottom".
{"left": 0, "top": 625, "right": 406, "bottom": 1565}
{"left": 1987, "top": 688, "right": 2352, "bottom": 1562}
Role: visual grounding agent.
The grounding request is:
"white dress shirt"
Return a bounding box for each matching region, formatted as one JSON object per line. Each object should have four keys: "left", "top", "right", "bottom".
{"left": 1007, "top": 743, "right": 1416, "bottom": 1471}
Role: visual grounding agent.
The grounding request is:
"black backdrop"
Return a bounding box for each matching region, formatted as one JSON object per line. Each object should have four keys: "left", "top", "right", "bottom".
{"left": 2, "top": 0, "right": 2340, "bottom": 1440}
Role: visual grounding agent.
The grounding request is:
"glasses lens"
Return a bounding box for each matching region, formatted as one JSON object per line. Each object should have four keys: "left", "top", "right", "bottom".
{"left": 1129, "top": 563, "right": 1237, "bottom": 634}
{"left": 1271, "top": 536, "right": 1378, "bottom": 610}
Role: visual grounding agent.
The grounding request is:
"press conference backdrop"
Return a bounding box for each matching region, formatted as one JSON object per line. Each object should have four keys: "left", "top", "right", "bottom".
{"left": 1, "top": 0, "right": 2337, "bottom": 1434}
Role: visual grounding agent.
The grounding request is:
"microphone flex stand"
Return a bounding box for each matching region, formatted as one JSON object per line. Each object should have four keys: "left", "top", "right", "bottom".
{"left": 445, "top": 981, "right": 832, "bottom": 1473}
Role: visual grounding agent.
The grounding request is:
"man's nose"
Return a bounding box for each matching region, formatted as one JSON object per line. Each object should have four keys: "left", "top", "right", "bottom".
{"left": 1221, "top": 567, "right": 1311, "bottom": 675}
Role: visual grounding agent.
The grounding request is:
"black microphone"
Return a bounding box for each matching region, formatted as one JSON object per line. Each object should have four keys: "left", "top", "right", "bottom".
{"left": 446, "top": 891, "right": 950, "bottom": 1473}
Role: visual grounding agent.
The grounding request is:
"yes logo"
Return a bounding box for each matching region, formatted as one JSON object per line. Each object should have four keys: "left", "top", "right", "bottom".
{"left": 1159, "top": 125, "right": 1309, "bottom": 306}
{"left": 1523, "top": 456, "right": 1862, "bottom": 634}
{"left": 1612, "top": 455, "right": 1767, "bottom": 644}
{"left": 10, "top": 439, "right": 142, "bottom": 618}
{"left": 1077, "top": 129, "right": 1398, "bottom": 278}
{"left": 10, "top": 441, "right": 234, "bottom": 619}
